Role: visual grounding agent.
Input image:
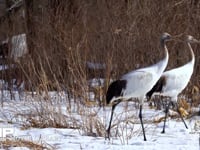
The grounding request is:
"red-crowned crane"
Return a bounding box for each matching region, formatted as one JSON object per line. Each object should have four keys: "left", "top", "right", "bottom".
{"left": 106, "top": 33, "right": 172, "bottom": 141}
{"left": 146, "top": 35, "right": 199, "bottom": 133}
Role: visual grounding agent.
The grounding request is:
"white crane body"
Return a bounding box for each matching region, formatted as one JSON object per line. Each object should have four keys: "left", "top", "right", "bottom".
{"left": 109, "top": 49, "right": 169, "bottom": 104}
{"left": 159, "top": 62, "right": 194, "bottom": 101}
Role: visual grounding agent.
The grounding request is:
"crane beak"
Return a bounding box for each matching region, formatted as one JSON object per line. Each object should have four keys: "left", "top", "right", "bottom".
{"left": 171, "top": 33, "right": 184, "bottom": 42}
{"left": 171, "top": 35, "right": 200, "bottom": 44}
{"left": 170, "top": 37, "right": 182, "bottom": 42}
{"left": 192, "top": 38, "right": 200, "bottom": 43}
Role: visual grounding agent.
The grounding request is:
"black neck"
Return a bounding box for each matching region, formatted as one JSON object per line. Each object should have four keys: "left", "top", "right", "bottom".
{"left": 160, "top": 39, "right": 165, "bottom": 48}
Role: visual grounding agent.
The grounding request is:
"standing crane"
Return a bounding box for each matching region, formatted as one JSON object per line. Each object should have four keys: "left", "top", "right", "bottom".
{"left": 146, "top": 35, "right": 199, "bottom": 133}
{"left": 106, "top": 33, "right": 172, "bottom": 141}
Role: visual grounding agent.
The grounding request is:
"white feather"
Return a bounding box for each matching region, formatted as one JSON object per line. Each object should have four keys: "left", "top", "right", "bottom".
{"left": 160, "top": 62, "right": 194, "bottom": 100}
{"left": 120, "top": 51, "right": 169, "bottom": 102}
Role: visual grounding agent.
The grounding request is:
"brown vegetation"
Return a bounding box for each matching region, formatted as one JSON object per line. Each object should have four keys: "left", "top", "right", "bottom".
{"left": 0, "top": 0, "right": 200, "bottom": 105}
{"left": 1, "top": 139, "right": 51, "bottom": 150}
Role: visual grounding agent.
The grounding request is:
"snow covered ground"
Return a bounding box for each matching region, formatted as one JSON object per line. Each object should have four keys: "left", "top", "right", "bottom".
{"left": 0, "top": 91, "right": 200, "bottom": 150}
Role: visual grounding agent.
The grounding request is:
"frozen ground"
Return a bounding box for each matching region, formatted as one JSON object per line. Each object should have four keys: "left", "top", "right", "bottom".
{"left": 0, "top": 92, "right": 199, "bottom": 150}
{"left": 2, "top": 121, "right": 199, "bottom": 150}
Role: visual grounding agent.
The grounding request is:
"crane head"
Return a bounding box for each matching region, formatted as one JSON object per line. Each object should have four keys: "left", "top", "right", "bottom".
{"left": 160, "top": 32, "right": 171, "bottom": 47}
{"left": 161, "top": 32, "right": 171, "bottom": 41}
{"left": 186, "top": 35, "right": 200, "bottom": 43}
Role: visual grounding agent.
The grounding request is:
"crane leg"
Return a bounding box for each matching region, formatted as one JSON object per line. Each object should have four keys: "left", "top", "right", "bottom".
{"left": 161, "top": 101, "right": 171, "bottom": 133}
{"left": 139, "top": 105, "right": 147, "bottom": 141}
{"left": 175, "top": 103, "right": 188, "bottom": 129}
{"left": 199, "top": 107, "right": 200, "bottom": 116}
{"left": 105, "top": 101, "right": 120, "bottom": 140}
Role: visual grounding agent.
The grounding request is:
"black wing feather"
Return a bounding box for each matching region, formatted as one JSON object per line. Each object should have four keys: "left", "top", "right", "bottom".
{"left": 146, "top": 76, "right": 166, "bottom": 100}
{"left": 106, "top": 80, "right": 127, "bottom": 104}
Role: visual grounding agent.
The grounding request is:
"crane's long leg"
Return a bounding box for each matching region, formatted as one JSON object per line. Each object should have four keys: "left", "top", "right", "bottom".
{"left": 139, "top": 105, "right": 147, "bottom": 141}
{"left": 106, "top": 101, "right": 120, "bottom": 140}
{"left": 106, "top": 105, "right": 116, "bottom": 140}
{"left": 175, "top": 103, "right": 188, "bottom": 129}
{"left": 162, "top": 101, "right": 188, "bottom": 134}
{"left": 161, "top": 101, "right": 171, "bottom": 133}
{"left": 199, "top": 107, "right": 200, "bottom": 116}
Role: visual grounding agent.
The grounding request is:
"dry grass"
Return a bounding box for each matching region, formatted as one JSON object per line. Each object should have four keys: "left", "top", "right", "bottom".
{"left": 14, "top": 98, "right": 81, "bottom": 130}
{"left": 1, "top": 94, "right": 104, "bottom": 137}
{"left": 1, "top": 139, "right": 52, "bottom": 150}
{"left": 0, "top": 0, "right": 199, "bottom": 106}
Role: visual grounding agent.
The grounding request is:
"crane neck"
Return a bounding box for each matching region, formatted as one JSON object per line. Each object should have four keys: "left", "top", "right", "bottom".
{"left": 154, "top": 39, "right": 169, "bottom": 75}
{"left": 160, "top": 39, "right": 169, "bottom": 62}
{"left": 163, "top": 42, "right": 169, "bottom": 61}
{"left": 161, "top": 40, "right": 169, "bottom": 68}
{"left": 187, "top": 42, "right": 195, "bottom": 65}
{"left": 160, "top": 39, "right": 166, "bottom": 48}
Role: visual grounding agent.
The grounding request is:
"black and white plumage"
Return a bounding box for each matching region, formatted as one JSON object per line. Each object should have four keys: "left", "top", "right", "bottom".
{"left": 106, "top": 33, "right": 172, "bottom": 141}
{"left": 146, "top": 35, "right": 199, "bottom": 133}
